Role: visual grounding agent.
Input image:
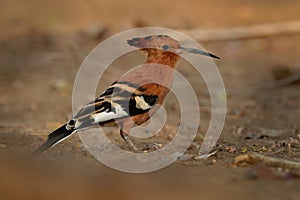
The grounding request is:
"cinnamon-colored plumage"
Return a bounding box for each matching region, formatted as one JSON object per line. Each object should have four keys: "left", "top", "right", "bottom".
{"left": 34, "top": 35, "right": 219, "bottom": 153}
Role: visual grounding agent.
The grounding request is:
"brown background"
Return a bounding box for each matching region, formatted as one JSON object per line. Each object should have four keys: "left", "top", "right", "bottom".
{"left": 1, "top": 0, "right": 300, "bottom": 199}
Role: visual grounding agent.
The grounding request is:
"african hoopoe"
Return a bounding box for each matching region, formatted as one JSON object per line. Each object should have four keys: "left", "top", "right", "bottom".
{"left": 34, "top": 35, "right": 219, "bottom": 153}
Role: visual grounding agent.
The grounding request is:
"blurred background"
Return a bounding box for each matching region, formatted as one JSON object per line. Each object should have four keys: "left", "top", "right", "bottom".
{"left": 1, "top": 0, "right": 300, "bottom": 199}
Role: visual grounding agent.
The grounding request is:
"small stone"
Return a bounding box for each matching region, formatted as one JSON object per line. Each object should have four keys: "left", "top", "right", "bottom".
{"left": 50, "top": 80, "right": 68, "bottom": 91}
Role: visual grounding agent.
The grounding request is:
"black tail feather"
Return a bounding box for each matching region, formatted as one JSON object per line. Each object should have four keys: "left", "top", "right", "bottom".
{"left": 33, "top": 123, "right": 75, "bottom": 154}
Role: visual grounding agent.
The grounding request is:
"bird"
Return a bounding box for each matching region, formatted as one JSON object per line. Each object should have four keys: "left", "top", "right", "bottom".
{"left": 34, "top": 34, "right": 219, "bottom": 154}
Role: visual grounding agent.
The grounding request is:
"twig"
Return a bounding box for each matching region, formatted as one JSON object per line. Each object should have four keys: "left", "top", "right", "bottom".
{"left": 193, "top": 150, "right": 218, "bottom": 160}
{"left": 227, "top": 71, "right": 300, "bottom": 95}
{"left": 265, "top": 148, "right": 286, "bottom": 156}
{"left": 67, "top": 43, "right": 83, "bottom": 66}
{"left": 180, "top": 21, "right": 300, "bottom": 42}
{"left": 254, "top": 72, "right": 300, "bottom": 90}
{"left": 235, "top": 152, "right": 300, "bottom": 170}
{"left": 0, "top": 125, "right": 25, "bottom": 129}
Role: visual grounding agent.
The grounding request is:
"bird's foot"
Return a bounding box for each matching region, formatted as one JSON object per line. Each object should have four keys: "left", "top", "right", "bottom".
{"left": 120, "top": 131, "right": 162, "bottom": 152}
{"left": 127, "top": 142, "right": 161, "bottom": 153}
{"left": 140, "top": 143, "right": 162, "bottom": 152}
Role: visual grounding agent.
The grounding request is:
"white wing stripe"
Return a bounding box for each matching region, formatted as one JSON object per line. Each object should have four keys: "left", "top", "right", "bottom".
{"left": 91, "top": 104, "right": 128, "bottom": 123}
{"left": 135, "top": 96, "right": 151, "bottom": 110}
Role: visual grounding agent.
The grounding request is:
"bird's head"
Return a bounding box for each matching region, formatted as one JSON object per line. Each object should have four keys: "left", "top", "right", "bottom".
{"left": 127, "top": 35, "right": 220, "bottom": 59}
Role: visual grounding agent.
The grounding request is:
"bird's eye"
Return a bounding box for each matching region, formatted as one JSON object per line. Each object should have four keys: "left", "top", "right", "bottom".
{"left": 162, "top": 44, "right": 170, "bottom": 50}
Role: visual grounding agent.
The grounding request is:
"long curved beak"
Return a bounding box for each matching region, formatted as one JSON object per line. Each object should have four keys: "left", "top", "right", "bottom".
{"left": 179, "top": 46, "right": 220, "bottom": 59}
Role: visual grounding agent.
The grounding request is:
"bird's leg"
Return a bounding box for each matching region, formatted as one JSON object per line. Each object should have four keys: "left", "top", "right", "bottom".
{"left": 120, "top": 120, "right": 139, "bottom": 152}
{"left": 120, "top": 128, "right": 161, "bottom": 152}
{"left": 119, "top": 118, "right": 161, "bottom": 152}
{"left": 120, "top": 129, "right": 139, "bottom": 152}
{"left": 139, "top": 105, "right": 162, "bottom": 151}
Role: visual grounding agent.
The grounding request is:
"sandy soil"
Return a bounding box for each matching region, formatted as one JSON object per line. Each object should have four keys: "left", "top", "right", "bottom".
{"left": 1, "top": 0, "right": 300, "bottom": 200}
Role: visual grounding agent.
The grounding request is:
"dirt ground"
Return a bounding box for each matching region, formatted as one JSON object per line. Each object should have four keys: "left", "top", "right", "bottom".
{"left": 1, "top": 0, "right": 300, "bottom": 200}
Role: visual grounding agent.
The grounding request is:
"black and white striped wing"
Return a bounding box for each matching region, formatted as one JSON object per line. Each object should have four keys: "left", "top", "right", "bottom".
{"left": 72, "top": 81, "right": 157, "bottom": 129}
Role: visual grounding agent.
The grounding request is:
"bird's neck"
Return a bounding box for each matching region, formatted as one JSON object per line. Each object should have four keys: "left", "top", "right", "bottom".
{"left": 145, "top": 48, "right": 179, "bottom": 68}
